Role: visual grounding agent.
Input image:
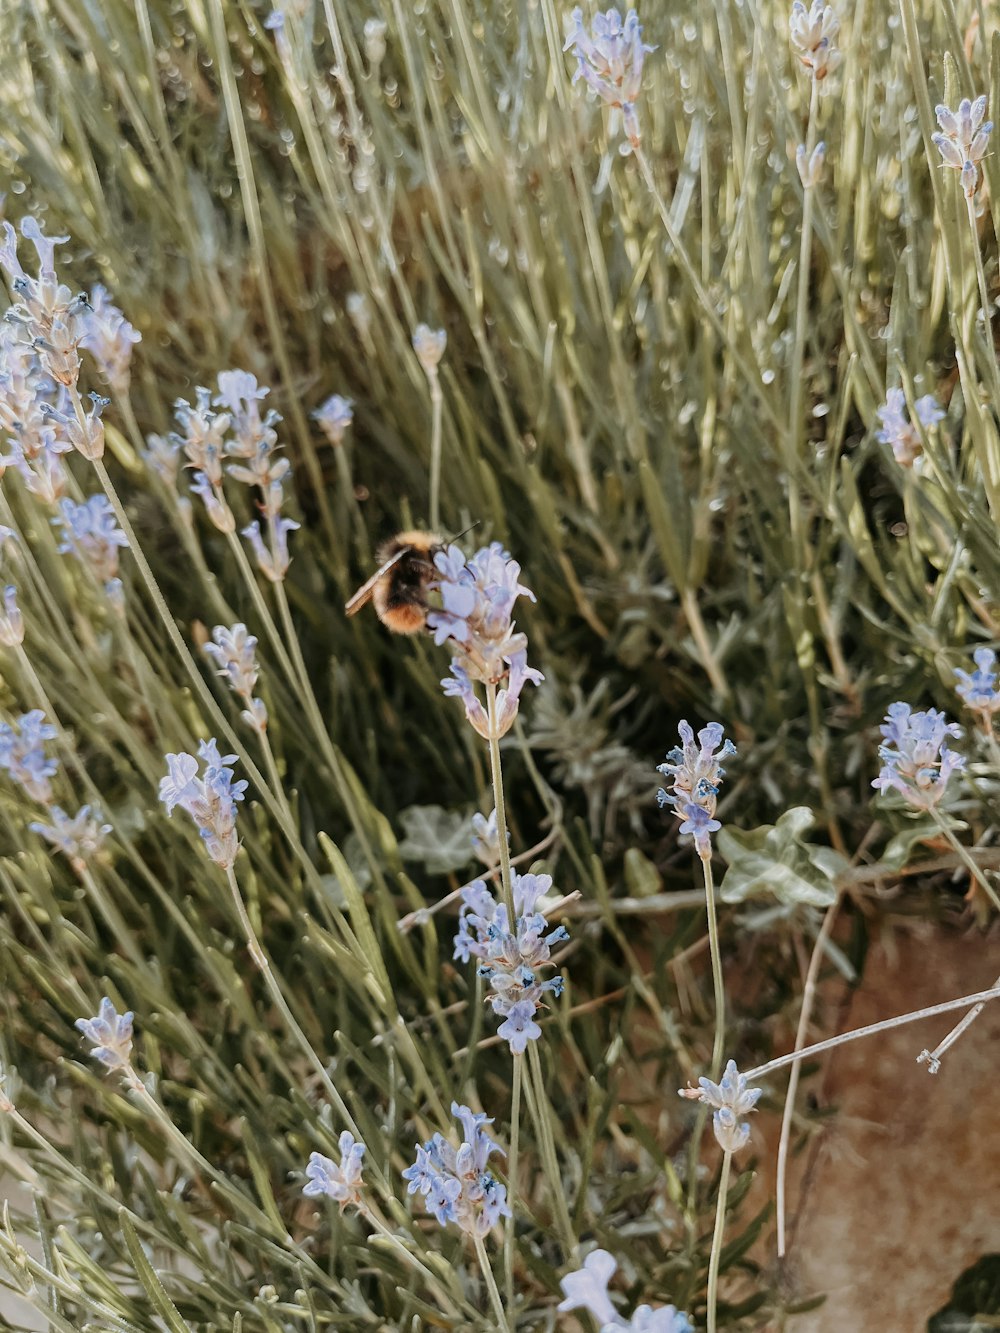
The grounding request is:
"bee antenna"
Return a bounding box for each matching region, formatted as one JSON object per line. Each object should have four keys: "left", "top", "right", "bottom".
{"left": 443, "top": 520, "right": 480, "bottom": 545}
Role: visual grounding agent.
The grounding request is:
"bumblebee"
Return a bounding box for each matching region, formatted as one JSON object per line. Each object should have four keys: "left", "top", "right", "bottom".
{"left": 344, "top": 529, "right": 443, "bottom": 634}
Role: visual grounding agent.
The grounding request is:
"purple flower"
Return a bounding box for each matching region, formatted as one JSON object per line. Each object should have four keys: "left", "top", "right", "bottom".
{"left": 497, "top": 1000, "right": 542, "bottom": 1054}
{"left": 158, "top": 739, "right": 248, "bottom": 869}
{"left": 54, "top": 495, "right": 128, "bottom": 586}
{"left": 677, "top": 802, "right": 721, "bottom": 857}
{"left": 412, "top": 324, "right": 446, "bottom": 374}
{"left": 563, "top": 7, "right": 654, "bottom": 151}
{"left": 954, "top": 648, "right": 1000, "bottom": 729}
{"left": 75, "top": 997, "right": 134, "bottom": 1074}
{"left": 872, "top": 703, "right": 965, "bottom": 811}
{"left": 403, "top": 1103, "right": 510, "bottom": 1237}
{"left": 302, "top": 1132, "right": 366, "bottom": 1211}
{"left": 0, "top": 709, "right": 58, "bottom": 803}
{"left": 558, "top": 1248, "right": 620, "bottom": 1326}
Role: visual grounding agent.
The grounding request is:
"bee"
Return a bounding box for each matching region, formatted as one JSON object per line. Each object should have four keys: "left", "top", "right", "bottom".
{"left": 344, "top": 529, "right": 444, "bottom": 634}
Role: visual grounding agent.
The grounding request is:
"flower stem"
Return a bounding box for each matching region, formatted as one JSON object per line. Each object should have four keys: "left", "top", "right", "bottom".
{"left": 746, "top": 982, "right": 1000, "bottom": 1082}
{"left": 524, "top": 1041, "right": 577, "bottom": 1258}
{"left": 706, "top": 1150, "right": 732, "bottom": 1333}
{"left": 360, "top": 1207, "right": 464, "bottom": 1322}
{"left": 222, "top": 863, "right": 386, "bottom": 1190}
{"left": 701, "top": 851, "right": 726, "bottom": 1081}
{"left": 917, "top": 970, "right": 1000, "bottom": 1074}
{"left": 928, "top": 808, "right": 1000, "bottom": 911}
{"left": 776, "top": 894, "right": 841, "bottom": 1259}
{"left": 473, "top": 1233, "right": 511, "bottom": 1333}
{"left": 504, "top": 1053, "right": 522, "bottom": 1310}
{"left": 427, "top": 365, "right": 444, "bottom": 533}
{"left": 485, "top": 682, "right": 517, "bottom": 923}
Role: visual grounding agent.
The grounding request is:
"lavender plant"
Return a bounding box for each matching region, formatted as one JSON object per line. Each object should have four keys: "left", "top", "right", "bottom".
{"left": 0, "top": 0, "right": 998, "bottom": 1329}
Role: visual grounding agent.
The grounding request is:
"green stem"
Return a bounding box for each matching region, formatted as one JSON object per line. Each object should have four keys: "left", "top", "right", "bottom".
{"left": 524, "top": 1041, "right": 576, "bottom": 1258}
{"left": 427, "top": 365, "right": 444, "bottom": 532}
{"left": 360, "top": 1207, "right": 464, "bottom": 1322}
{"left": 222, "top": 863, "right": 387, "bottom": 1191}
{"left": 701, "top": 850, "right": 726, "bottom": 1080}
{"left": 504, "top": 1053, "right": 522, "bottom": 1311}
{"left": 706, "top": 1151, "right": 732, "bottom": 1333}
{"left": 928, "top": 807, "right": 1000, "bottom": 911}
{"left": 485, "top": 683, "right": 516, "bottom": 923}
{"left": 473, "top": 1233, "right": 511, "bottom": 1333}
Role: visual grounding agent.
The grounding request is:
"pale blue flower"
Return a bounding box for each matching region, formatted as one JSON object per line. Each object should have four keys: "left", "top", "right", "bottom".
{"left": 933, "top": 96, "right": 992, "bottom": 198}
{"left": 954, "top": 648, "right": 1000, "bottom": 727}
{"left": 159, "top": 739, "right": 247, "bottom": 869}
{"left": 75, "top": 997, "right": 134, "bottom": 1073}
{"left": 471, "top": 808, "right": 506, "bottom": 866}
{"left": 677, "top": 802, "right": 721, "bottom": 857}
{"left": 54, "top": 495, "right": 128, "bottom": 586}
{"left": 563, "top": 7, "right": 654, "bottom": 150}
{"left": 0, "top": 218, "right": 87, "bottom": 387}
{"left": 789, "top": 1, "right": 840, "bottom": 81}
{"left": 402, "top": 1102, "right": 510, "bottom": 1237}
{"left": 430, "top": 542, "right": 542, "bottom": 738}
{"left": 412, "top": 324, "right": 446, "bottom": 373}
{"left": 875, "top": 388, "right": 944, "bottom": 468}
{"left": 312, "top": 394, "right": 353, "bottom": 447}
{"left": 0, "top": 709, "right": 58, "bottom": 802}
{"left": 30, "top": 804, "right": 111, "bottom": 867}
{"left": 80, "top": 284, "right": 141, "bottom": 396}
{"left": 558, "top": 1248, "right": 695, "bottom": 1331}
{"left": 680, "top": 1059, "right": 762, "bottom": 1155}
{"left": 242, "top": 516, "right": 300, "bottom": 583}
{"left": 0, "top": 585, "right": 23, "bottom": 646}
{"left": 190, "top": 471, "right": 235, "bottom": 533}
{"left": 454, "top": 870, "right": 567, "bottom": 1053}
{"left": 204, "top": 624, "right": 268, "bottom": 732}
{"left": 303, "top": 1131, "right": 366, "bottom": 1210}
{"left": 39, "top": 392, "right": 109, "bottom": 461}
{"left": 872, "top": 703, "right": 965, "bottom": 810}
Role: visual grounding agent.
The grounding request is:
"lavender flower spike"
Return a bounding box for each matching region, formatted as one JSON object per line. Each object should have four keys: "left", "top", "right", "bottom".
{"left": 75, "top": 997, "right": 135, "bottom": 1074}
{"left": 31, "top": 805, "right": 111, "bottom": 871}
{"left": 875, "top": 388, "right": 944, "bottom": 469}
{"left": 303, "top": 1131, "right": 366, "bottom": 1211}
{"left": 0, "top": 709, "right": 58, "bottom": 803}
{"left": 563, "top": 7, "right": 654, "bottom": 152}
{"left": 402, "top": 1102, "right": 511, "bottom": 1237}
{"left": 80, "top": 284, "right": 141, "bottom": 396}
{"left": 0, "top": 586, "right": 24, "bottom": 647}
{"left": 203, "top": 624, "right": 268, "bottom": 732}
{"left": 954, "top": 648, "right": 1000, "bottom": 730}
{"left": 431, "top": 542, "right": 543, "bottom": 739}
{"left": 657, "top": 721, "right": 735, "bottom": 856}
{"left": 54, "top": 494, "right": 129, "bottom": 587}
{"left": 872, "top": 703, "right": 965, "bottom": 811}
{"left": 312, "top": 394, "right": 353, "bottom": 447}
{"left": 789, "top": 1, "right": 841, "bottom": 81}
{"left": 679, "top": 1058, "right": 762, "bottom": 1154}
{"left": 559, "top": 1248, "right": 694, "bottom": 1331}
{"left": 933, "top": 96, "right": 993, "bottom": 199}
{"left": 159, "top": 739, "right": 248, "bottom": 869}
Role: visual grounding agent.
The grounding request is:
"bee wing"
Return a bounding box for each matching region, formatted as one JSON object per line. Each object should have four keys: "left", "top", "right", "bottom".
{"left": 344, "top": 546, "right": 412, "bottom": 616}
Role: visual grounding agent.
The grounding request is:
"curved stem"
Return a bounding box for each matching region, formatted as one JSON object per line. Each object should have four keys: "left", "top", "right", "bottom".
{"left": 706, "top": 1150, "right": 733, "bottom": 1333}
{"left": 524, "top": 1041, "right": 577, "bottom": 1259}
{"left": 928, "top": 807, "right": 1000, "bottom": 911}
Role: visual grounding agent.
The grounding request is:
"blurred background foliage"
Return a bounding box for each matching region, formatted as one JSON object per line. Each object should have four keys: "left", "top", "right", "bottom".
{"left": 0, "top": 0, "right": 996, "bottom": 1327}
